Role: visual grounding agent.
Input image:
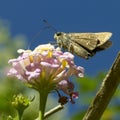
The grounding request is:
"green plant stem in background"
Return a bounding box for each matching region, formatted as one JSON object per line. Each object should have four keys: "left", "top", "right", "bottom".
{"left": 44, "top": 105, "right": 64, "bottom": 119}
{"left": 82, "top": 52, "right": 120, "bottom": 120}
{"left": 17, "top": 110, "right": 23, "bottom": 120}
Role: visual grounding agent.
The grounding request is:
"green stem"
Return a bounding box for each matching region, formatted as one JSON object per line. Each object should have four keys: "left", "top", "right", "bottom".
{"left": 13, "top": 111, "right": 22, "bottom": 120}
{"left": 44, "top": 105, "right": 64, "bottom": 119}
{"left": 18, "top": 110, "right": 23, "bottom": 120}
{"left": 39, "top": 91, "right": 48, "bottom": 120}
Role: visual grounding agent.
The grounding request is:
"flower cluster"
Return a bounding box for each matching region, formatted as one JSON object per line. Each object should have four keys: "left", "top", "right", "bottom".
{"left": 8, "top": 44, "right": 84, "bottom": 103}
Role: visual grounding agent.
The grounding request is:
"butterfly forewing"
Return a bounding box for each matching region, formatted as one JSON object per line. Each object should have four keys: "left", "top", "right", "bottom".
{"left": 94, "top": 32, "right": 112, "bottom": 47}
{"left": 67, "top": 33, "right": 99, "bottom": 51}
{"left": 67, "top": 32, "right": 112, "bottom": 51}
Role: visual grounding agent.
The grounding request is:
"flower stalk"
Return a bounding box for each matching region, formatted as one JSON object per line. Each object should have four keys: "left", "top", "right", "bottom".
{"left": 39, "top": 91, "right": 48, "bottom": 120}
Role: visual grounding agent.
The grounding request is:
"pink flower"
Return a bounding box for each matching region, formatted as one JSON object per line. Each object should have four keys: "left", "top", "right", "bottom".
{"left": 8, "top": 44, "right": 84, "bottom": 103}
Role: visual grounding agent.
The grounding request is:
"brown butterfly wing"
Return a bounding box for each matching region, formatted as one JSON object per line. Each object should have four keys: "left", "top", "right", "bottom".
{"left": 67, "top": 32, "right": 112, "bottom": 51}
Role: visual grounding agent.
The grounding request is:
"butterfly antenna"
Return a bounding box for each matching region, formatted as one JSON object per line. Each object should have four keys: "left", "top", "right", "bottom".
{"left": 43, "top": 19, "right": 58, "bottom": 33}
{"left": 28, "top": 26, "right": 50, "bottom": 49}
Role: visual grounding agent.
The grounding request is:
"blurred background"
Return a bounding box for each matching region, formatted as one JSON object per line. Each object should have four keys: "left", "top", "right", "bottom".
{"left": 0, "top": 0, "right": 120, "bottom": 120}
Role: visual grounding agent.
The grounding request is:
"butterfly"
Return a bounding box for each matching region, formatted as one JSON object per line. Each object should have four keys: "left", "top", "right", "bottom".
{"left": 54, "top": 32, "right": 112, "bottom": 59}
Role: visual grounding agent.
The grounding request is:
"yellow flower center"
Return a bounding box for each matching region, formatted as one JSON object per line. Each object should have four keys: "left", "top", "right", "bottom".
{"left": 62, "top": 59, "right": 68, "bottom": 68}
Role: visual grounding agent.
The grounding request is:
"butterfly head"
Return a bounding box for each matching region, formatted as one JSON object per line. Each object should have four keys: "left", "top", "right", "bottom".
{"left": 54, "top": 32, "right": 65, "bottom": 41}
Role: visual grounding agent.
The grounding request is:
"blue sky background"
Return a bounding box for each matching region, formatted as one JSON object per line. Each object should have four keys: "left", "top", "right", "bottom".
{"left": 0, "top": 0, "right": 120, "bottom": 119}
{"left": 0, "top": 0, "right": 120, "bottom": 76}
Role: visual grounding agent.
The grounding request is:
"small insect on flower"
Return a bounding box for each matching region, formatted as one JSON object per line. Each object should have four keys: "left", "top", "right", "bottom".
{"left": 54, "top": 32, "right": 112, "bottom": 59}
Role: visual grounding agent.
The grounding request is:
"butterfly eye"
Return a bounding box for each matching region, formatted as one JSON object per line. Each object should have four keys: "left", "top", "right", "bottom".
{"left": 56, "top": 32, "right": 62, "bottom": 36}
